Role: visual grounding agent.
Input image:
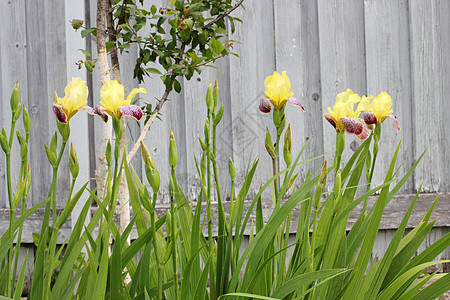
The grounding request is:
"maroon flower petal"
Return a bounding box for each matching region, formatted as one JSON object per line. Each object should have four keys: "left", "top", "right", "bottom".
{"left": 356, "top": 119, "right": 369, "bottom": 140}
{"left": 95, "top": 106, "right": 109, "bottom": 122}
{"left": 341, "top": 117, "right": 363, "bottom": 136}
{"left": 363, "top": 112, "right": 378, "bottom": 125}
{"left": 390, "top": 115, "right": 401, "bottom": 131}
{"left": 288, "top": 97, "right": 305, "bottom": 111}
{"left": 324, "top": 113, "right": 337, "bottom": 130}
{"left": 259, "top": 98, "right": 272, "bottom": 113}
{"left": 53, "top": 104, "right": 68, "bottom": 124}
{"left": 119, "top": 105, "right": 143, "bottom": 121}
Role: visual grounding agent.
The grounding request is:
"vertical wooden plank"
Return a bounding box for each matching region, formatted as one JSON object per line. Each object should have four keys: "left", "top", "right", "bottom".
{"left": 0, "top": 0, "right": 28, "bottom": 208}
{"left": 274, "top": 0, "right": 324, "bottom": 180}
{"left": 228, "top": 0, "right": 275, "bottom": 197}
{"left": 26, "top": 0, "right": 52, "bottom": 206}
{"left": 409, "top": 0, "right": 450, "bottom": 192}
{"left": 364, "top": 0, "right": 414, "bottom": 193}
{"left": 65, "top": 0, "right": 92, "bottom": 227}
{"left": 45, "top": 0, "right": 70, "bottom": 206}
{"left": 317, "top": 0, "right": 367, "bottom": 185}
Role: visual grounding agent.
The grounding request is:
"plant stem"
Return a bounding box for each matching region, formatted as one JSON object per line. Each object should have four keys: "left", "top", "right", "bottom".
{"left": 152, "top": 191, "right": 163, "bottom": 300}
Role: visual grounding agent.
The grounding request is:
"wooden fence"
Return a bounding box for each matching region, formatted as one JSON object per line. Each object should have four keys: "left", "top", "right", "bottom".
{"left": 1, "top": 0, "right": 449, "bottom": 285}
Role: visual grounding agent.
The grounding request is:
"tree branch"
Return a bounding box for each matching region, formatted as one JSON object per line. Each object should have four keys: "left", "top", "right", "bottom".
{"left": 205, "top": 0, "right": 244, "bottom": 28}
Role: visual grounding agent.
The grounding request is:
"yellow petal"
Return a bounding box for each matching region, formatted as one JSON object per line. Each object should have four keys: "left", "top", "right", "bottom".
{"left": 264, "top": 71, "right": 294, "bottom": 109}
{"left": 100, "top": 80, "right": 125, "bottom": 116}
{"left": 125, "top": 87, "right": 147, "bottom": 105}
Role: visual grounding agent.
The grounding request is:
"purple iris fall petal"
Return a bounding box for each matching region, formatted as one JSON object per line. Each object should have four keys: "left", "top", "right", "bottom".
{"left": 119, "top": 105, "right": 143, "bottom": 121}
{"left": 356, "top": 119, "right": 369, "bottom": 140}
{"left": 288, "top": 97, "right": 305, "bottom": 111}
{"left": 390, "top": 115, "right": 401, "bottom": 131}
{"left": 259, "top": 98, "right": 272, "bottom": 113}
{"left": 324, "top": 114, "right": 337, "bottom": 130}
{"left": 341, "top": 117, "right": 363, "bottom": 136}
{"left": 53, "top": 104, "right": 68, "bottom": 124}
{"left": 94, "top": 106, "right": 109, "bottom": 123}
{"left": 363, "top": 112, "right": 377, "bottom": 125}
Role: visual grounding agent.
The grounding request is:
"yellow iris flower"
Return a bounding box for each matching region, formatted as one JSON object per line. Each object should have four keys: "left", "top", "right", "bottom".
{"left": 324, "top": 89, "right": 370, "bottom": 140}
{"left": 363, "top": 92, "right": 400, "bottom": 131}
{"left": 98, "top": 80, "right": 146, "bottom": 121}
{"left": 53, "top": 77, "right": 89, "bottom": 124}
{"left": 259, "top": 71, "right": 304, "bottom": 113}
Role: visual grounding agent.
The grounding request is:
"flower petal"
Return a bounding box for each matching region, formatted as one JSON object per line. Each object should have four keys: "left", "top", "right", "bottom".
{"left": 288, "top": 97, "right": 305, "bottom": 111}
{"left": 119, "top": 105, "right": 143, "bottom": 121}
{"left": 389, "top": 115, "right": 401, "bottom": 131}
{"left": 341, "top": 117, "right": 363, "bottom": 136}
{"left": 324, "top": 113, "right": 337, "bottom": 130}
{"left": 259, "top": 98, "right": 272, "bottom": 113}
{"left": 93, "top": 106, "right": 109, "bottom": 122}
{"left": 53, "top": 104, "right": 68, "bottom": 124}
{"left": 363, "top": 112, "right": 378, "bottom": 125}
{"left": 126, "top": 88, "right": 147, "bottom": 105}
{"left": 356, "top": 118, "right": 369, "bottom": 140}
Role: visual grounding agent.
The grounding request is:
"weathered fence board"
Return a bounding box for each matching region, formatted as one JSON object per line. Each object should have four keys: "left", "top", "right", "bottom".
{"left": 409, "top": 0, "right": 450, "bottom": 192}
{"left": 364, "top": 0, "right": 414, "bottom": 194}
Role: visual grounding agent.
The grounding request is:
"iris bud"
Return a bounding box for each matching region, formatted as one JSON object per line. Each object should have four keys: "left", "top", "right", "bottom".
{"left": 213, "top": 79, "right": 219, "bottom": 111}
{"left": 228, "top": 157, "right": 236, "bottom": 181}
{"left": 169, "top": 130, "right": 178, "bottom": 168}
{"left": 23, "top": 106, "right": 31, "bottom": 135}
{"left": 106, "top": 141, "right": 112, "bottom": 165}
{"left": 213, "top": 104, "right": 224, "bottom": 126}
{"left": 0, "top": 130, "right": 9, "bottom": 154}
{"left": 69, "top": 143, "right": 79, "bottom": 178}
{"left": 45, "top": 144, "right": 57, "bottom": 167}
{"left": 50, "top": 132, "right": 58, "bottom": 154}
{"left": 265, "top": 127, "right": 276, "bottom": 160}
{"left": 206, "top": 82, "right": 214, "bottom": 114}
{"left": 141, "top": 141, "right": 160, "bottom": 193}
{"left": 10, "top": 81, "right": 19, "bottom": 113}
{"left": 283, "top": 124, "right": 292, "bottom": 167}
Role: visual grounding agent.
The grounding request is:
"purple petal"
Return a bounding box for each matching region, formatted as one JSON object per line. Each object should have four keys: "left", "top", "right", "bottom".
{"left": 95, "top": 106, "right": 109, "bottom": 122}
{"left": 363, "top": 112, "right": 377, "bottom": 125}
{"left": 356, "top": 119, "right": 369, "bottom": 140}
{"left": 390, "top": 115, "right": 401, "bottom": 131}
{"left": 119, "top": 105, "right": 143, "bottom": 121}
{"left": 259, "top": 98, "right": 272, "bottom": 113}
{"left": 324, "top": 113, "right": 337, "bottom": 130}
{"left": 53, "top": 104, "right": 68, "bottom": 124}
{"left": 288, "top": 97, "right": 305, "bottom": 111}
{"left": 341, "top": 117, "right": 363, "bottom": 136}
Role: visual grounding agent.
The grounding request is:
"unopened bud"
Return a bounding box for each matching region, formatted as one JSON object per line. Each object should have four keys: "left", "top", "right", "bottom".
{"left": 283, "top": 124, "right": 292, "bottom": 167}
{"left": 13, "top": 100, "right": 23, "bottom": 122}
{"left": 0, "top": 130, "right": 9, "bottom": 154}
{"left": 20, "top": 140, "right": 28, "bottom": 162}
{"left": 198, "top": 138, "right": 207, "bottom": 151}
{"left": 213, "top": 104, "right": 224, "bottom": 126}
{"left": 69, "top": 143, "right": 79, "bottom": 178}
{"left": 10, "top": 81, "right": 19, "bottom": 113}
{"left": 16, "top": 130, "right": 23, "bottom": 145}
{"left": 169, "top": 130, "right": 178, "bottom": 168}
{"left": 265, "top": 127, "right": 276, "bottom": 159}
{"left": 213, "top": 79, "right": 219, "bottom": 111}
{"left": 44, "top": 144, "right": 57, "bottom": 167}
{"left": 141, "top": 141, "right": 160, "bottom": 193}
{"left": 228, "top": 157, "right": 236, "bottom": 181}
{"left": 23, "top": 106, "right": 31, "bottom": 135}
{"left": 206, "top": 82, "right": 214, "bottom": 114}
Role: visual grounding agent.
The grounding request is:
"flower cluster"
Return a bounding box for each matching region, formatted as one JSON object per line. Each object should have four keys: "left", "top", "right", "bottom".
{"left": 53, "top": 78, "right": 146, "bottom": 124}
{"left": 324, "top": 89, "right": 400, "bottom": 140}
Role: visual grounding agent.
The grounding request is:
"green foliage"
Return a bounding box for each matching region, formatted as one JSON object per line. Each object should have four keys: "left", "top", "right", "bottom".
{"left": 1, "top": 79, "right": 450, "bottom": 299}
